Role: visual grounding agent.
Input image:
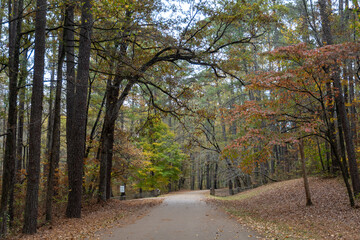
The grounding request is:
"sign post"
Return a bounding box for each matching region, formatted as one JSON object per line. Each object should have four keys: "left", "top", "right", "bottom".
{"left": 120, "top": 185, "right": 126, "bottom": 200}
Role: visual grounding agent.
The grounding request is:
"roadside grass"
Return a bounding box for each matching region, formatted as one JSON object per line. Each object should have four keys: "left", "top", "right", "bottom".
{"left": 207, "top": 177, "right": 360, "bottom": 240}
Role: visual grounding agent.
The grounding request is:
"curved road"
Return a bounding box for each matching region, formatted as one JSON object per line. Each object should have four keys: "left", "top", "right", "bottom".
{"left": 99, "top": 190, "right": 260, "bottom": 240}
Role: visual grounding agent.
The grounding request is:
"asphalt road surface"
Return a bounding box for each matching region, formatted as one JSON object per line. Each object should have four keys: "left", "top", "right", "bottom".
{"left": 99, "top": 190, "right": 260, "bottom": 240}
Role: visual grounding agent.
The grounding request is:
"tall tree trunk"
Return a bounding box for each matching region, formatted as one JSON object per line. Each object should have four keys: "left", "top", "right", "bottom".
{"left": 348, "top": 62, "right": 357, "bottom": 145}
{"left": 23, "top": 0, "right": 46, "bottom": 234}
{"left": 66, "top": 0, "right": 92, "bottom": 218}
{"left": 17, "top": 49, "right": 28, "bottom": 175}
{"left": 319, "top": 0, "right": 360, "bottom": 196}
{"left": 0, "top": 0, "right": 23, "bottom": 235}
{"left": 46, "top": 21, "right": 66, "bottom": 222}
{"left": 65, "top": 0, "right": 75, "bottom": 209}
{"left": 98, "top": 78, "right": 134, "bottom": 201}
{"left": 44, "top": 63, "right": 55, "bottom": 176}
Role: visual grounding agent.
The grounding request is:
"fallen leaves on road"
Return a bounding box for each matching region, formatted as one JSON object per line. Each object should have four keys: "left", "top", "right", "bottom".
{"left": 208, "top": 177, "right": 360, "bottom": 239}
{"left": 10, "top": 198, "right": 163, "bottom": 240}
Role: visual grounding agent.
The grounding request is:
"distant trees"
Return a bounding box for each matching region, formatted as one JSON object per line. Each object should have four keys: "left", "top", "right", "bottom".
{"left": 136, "top": 116, "right": 185, "bottom": 194}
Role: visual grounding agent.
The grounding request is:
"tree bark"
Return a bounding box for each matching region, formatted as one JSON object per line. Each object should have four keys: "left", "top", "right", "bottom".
{"left": 17, "top": 49, "right": 28, "bottom": 175}
{"left": 190, "top": 153, "right": 195, "bottom": 190}
{"left": 0, "top": 0, "right": 23, "bottom": 235}
{"left": 66, "top": 0, "right": 92, "bottom": 218}
{"left": 299, "top": 140, "right": 313, "bottom": 206}
{"left": 319, "top": 0, "right": 360, "bottom": 196}
{"left": 206, "top": 158, "right": 210, "bottom": 189}
{"left": 46, "top": 19, "right": 66, "bottom": 222}
{"left": 44, "top": 63, "right": 55, "bottom": 176}
{"left": 98, "top": 78, "right": 134, "bottom": 201}
{"left": 65, "top": 1, "right": 75, "bottom": 212}
{"left": 23, "top": 0, "right": 46, "bottom": 234}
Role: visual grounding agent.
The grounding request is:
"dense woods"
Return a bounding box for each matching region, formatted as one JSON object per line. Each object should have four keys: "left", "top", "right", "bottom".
{"left": 0, "top": 0, "right": 359, "bottom": 237}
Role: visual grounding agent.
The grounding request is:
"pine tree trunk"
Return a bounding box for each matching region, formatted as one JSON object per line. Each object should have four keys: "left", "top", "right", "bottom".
{"left": 319, "top": 0, "right": 360, "bottom": 196}
{"left": 46, "top": 22, "right": 66, "bottom": 222}
{"left": 23, "top": 0, "right": 46, "bottom": 234}
{"left": 65, "top": 1, "right": 76, "bottom": 209}
{"left": 0, "top": 0, "right": 23, "bottom": 234}
{"left": 17, "top": 50, "right": 28, "bottom": 175}
{"left": 44, "top": 64, "right": 55, "bottom": 177}
{"left": 66, "top": 0, "right": 92, "bottom": 218}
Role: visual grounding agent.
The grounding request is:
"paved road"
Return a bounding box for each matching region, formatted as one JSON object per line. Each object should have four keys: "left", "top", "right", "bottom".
{"left": 99, "top": 190, "right": 260, "bottom": 240}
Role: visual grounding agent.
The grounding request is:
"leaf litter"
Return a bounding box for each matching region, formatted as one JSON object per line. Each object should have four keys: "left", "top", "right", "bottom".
{"left": 207, "top": 177, "right": 360, "bottom": 239}
{"left": 10, "top": 198, "right": 163, "bottom": 240}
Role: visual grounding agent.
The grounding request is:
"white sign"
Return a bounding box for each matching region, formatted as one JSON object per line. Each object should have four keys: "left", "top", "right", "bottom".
{"left": 120, "top": 186, "right": 125, "bottom": 193}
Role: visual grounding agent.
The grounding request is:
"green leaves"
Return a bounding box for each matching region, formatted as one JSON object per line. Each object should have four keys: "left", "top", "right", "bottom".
{"left": 136, "top": 115, "right": 186, "bottom": 191}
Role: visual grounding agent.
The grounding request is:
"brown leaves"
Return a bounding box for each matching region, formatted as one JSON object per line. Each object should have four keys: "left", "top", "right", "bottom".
{"left": 209, "top": 178, "right": 360, "bottom": 239}
{"left": 10, "top": 198, "right": 163, "bottom": 240}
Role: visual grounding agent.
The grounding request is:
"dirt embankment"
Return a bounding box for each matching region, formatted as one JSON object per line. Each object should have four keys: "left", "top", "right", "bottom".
{"left": 208, "top": 177, "right": 360, "bottom": 240}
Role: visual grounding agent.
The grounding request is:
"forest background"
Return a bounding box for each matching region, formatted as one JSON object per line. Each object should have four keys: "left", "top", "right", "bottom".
{"left": 0, "top": 0, "right": 359, "bottom": 237}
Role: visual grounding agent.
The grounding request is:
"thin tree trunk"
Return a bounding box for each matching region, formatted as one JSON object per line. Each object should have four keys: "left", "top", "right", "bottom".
{"left": 190, "top": 153, "right": 195, "bottom": 190}
{"left": 85, "top": 92, "right": 106, "bottom": 159}
{"left": 197, "top": 159, "right": 202, "bottom": 190}
{"left": 46, "top": 22, "right": 66, "bottom": 222}
{"left": 299, "top": 140, "right": 312, "bottom": 206}
{"left": 44, "top": 63, "right": 55, "bottom": 176}
{"left": 23, "top": 0, "right": 46, "bottom": 234}
{"left": 228, "top": 179, "right": 234, "bottom": 195}
{"left": 348, "top": 62, "right": 357, "bottom": 145}
{"left": 213, "top": 159, "right": 218, "bottom": 189}
{"left": 316, "top": 137, "right": 325, "bottom": 172}
{"left": 206, "top": 159, "right": 210, "bottom": 189}
{"left": 17, "top": 49, "right": 28, "bottom": 175}
{"left": 336, "top": 109, "right": 350, "bottom": 179}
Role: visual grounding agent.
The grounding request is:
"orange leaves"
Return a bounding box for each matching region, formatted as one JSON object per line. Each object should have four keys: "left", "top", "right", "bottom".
{"left": 227, "top": 100, "right": 276, "bottom": 125}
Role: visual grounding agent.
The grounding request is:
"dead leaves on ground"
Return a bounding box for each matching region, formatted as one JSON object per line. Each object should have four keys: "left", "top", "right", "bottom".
{"left": 10, "top": 198, "right": 163, "bottom": 240}
{"left": 208, "top": 178, "right": 360, "bottom": 239}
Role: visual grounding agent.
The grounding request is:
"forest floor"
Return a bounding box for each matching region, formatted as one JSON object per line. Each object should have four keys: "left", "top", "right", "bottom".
{"left": 207, "top": 177, "right": 360, "bottom": 240}
{"left": 10, "top": 198, "right": 163, "bottom": 239}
